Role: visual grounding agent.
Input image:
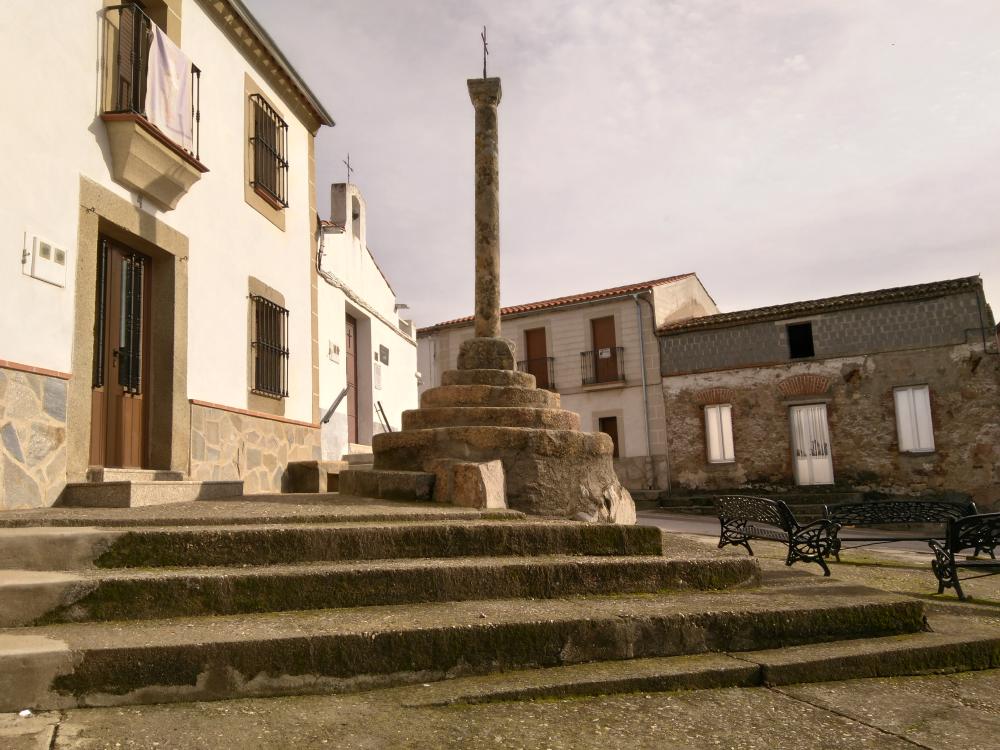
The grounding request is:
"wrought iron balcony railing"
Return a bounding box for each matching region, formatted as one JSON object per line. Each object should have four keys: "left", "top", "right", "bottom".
{"left": 580, "top": 347, "right": 625, "bottom": 386}
{"left": 102, "top": 4, "right": 201, "bottom": 160}
{"left": 517, "top": 357, "right": 556, "bottom": 391}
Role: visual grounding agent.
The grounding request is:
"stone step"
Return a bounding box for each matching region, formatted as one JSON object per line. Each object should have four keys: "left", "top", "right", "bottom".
{"left": 0, "top": 555, "right": 758, "bottom": 626}
{"left": 420, "top": 384, "right": 559, "bottom": 409}
{"left": 86, "top": 468, "right": 185, "bottom": 483}
{"left": 0, "top": 578, "right": 924, "bottom": 710}
{"left": 0, "top": 499, "right": 524, "bottom": 529}
{"left": 339, "top": 469, "right": 434, "bottom": 501}
{"left": 401, "top": 406, "right": 580, "bottom": 431}
{"left": 441, "top": 369, "right": 536, "bottom": 388}
{"left": 285, "top": 461, "right": 349, "bottom": 493}
{"left": 0, "top": 520, "right": 663, "bottom": 570}
{"left": 403, "top": 613, "right": 1000, "bottom": 706}
{"left": 59, "top": 480, "right": 243, "bottom": 508}
{"left": 344, "top": 443, "right": 373, "bottom": 455}
{"left": 344, "top": 453, "right": 374, "bottom": 466}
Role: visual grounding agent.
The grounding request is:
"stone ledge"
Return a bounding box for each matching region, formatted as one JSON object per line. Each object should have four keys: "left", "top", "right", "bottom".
{"left": 403, "top": 406, "right": 580, "bottom": 431}
{"left": 338, "top": 469, "right": 434, "bottom": 502}
{"left": 442, "top": 369, "right": 536, "bottom": 389}
{"left": 421, "top": 384, "right": 559, "bottom": 409}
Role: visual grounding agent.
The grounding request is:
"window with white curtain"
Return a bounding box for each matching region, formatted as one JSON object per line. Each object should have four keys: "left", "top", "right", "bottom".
{"left": 704, "top": 404, "right": 735, "bottom": 463}
{"left": 894, "top": 385, "right": 934, "bottom": 453}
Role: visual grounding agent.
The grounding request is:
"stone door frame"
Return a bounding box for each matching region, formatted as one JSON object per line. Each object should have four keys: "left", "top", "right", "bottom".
{"left": 67, "top": 177, "right": 190, "bottom": 482}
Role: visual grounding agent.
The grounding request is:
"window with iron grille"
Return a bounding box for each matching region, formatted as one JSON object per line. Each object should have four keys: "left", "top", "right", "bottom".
{"left": 250, "top": 294, "right": 289, "bottom": 398}
{"left": 249, "top": 94, "right": 289, "bottom": 208}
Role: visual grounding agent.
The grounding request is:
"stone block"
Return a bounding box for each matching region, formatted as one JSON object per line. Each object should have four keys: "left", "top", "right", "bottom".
{"left": 457, "top": 337, "right": 515, "bottom": 371}
{"left": 42, "top": 379, "right": 66, "bottom": 422}
{"left": 451, "top": 460, "right": 507, "bottom": 509}
{"left": 1, "top": 423, "right": 23, "bottom": 464}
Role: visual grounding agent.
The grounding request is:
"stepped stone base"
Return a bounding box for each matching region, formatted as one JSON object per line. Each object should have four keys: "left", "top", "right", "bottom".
{"left": 375, "top": 426, "right": 633, "bottom": 522}
{"left": 378, "top": 366, "right": 635, "bottom": 523}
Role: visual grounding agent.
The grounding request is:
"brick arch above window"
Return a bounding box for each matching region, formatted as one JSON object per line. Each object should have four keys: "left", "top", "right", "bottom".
{"left": 693, "top": 387, "right": 736, "bottom": 406}
{"left": 777, "top": 373, "right": 831, "bottom": 398}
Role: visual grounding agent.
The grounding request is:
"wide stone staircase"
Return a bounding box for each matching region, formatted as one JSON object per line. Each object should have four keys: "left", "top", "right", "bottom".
{"left": 0, "top": 498, "right": 997, "bottom": 711}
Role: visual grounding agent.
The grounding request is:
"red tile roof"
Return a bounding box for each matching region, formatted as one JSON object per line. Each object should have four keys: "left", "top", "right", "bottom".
{"left": 418, "top": 274, "right": 695, "bottom": 334}
{"left": 658, "top": 276, "right": 982, "bottom": 334}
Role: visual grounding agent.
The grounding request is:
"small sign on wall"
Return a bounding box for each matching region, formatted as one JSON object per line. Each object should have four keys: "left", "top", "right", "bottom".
{"left": 598, "top": 347, "right": 612, "bottom": 359}
{"left": 373, "top": 362, "right": 382, "bottom": 390}
{"left": 379, "top": 345, "right": 389, "bottom": 365}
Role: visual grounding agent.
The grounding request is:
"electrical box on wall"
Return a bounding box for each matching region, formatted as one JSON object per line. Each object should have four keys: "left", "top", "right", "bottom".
{"left": 373, "top": 362, "right": 382, "bottom": 390}
{"left": 328, "top": 341, "right": 341, "bottom": 363}
{"left": 25, "top": 234, "right": 68, "bottom": 287}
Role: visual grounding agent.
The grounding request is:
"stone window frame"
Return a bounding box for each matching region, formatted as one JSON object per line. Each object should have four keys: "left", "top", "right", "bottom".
{"left": 704, "top": 403, "right": 735, "bottom": 464}
{"left": 893, "top": 384, "right": 935, "bottom": 454}
{"left": 244, "top": 75, "right": 287, "bottom": 231}
{"left": 247, "top": 277, "right": 288, "bottom": 416}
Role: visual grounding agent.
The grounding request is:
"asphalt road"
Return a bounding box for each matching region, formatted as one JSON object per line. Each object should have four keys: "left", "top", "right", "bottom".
{"left": 636, "top": 509, "right": 940, "bottom": 557}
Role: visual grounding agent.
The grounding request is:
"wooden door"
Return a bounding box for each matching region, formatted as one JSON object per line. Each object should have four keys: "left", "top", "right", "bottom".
{"left": 598, "top": 416, "right": 620, "bottom": 458}
{"left": 524, "top": 327, "right": 549, "bottom": 389}
{"left": 345, "top": 314, "right": 358, "bottom": 444}
{"left": 789, "top": 404, "right": 834, "bottom": 485}
{"left": 90, "top": 238, "right": 151, "bottom": 468}
{"left": 591, "top": 316, "right": 618, "bottom": 383}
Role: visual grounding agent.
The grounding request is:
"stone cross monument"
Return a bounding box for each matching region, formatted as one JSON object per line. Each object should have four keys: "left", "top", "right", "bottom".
{"left": 457, "top": 77, "right": 516, "bottom": 372}
{"left": 340, "top": 72, "right": 637, "bottom": 524}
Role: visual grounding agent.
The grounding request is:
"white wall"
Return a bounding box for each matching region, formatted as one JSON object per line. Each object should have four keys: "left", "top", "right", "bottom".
{"left": 0, "top": 1, "right": 318, "bottom": 421}
{"left": 317, "top": 185, "right": 418, "bottom": 459}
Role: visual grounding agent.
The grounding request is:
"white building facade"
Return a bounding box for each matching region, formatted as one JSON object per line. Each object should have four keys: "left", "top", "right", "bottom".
{"left": 0, "top": 1, "right": 338, "bottom": 507}
{"left": 317, "top": 184, "right": 419, "bottom": 463}
{"left": 418, "top": 275, "right": 718, "bottom": 491}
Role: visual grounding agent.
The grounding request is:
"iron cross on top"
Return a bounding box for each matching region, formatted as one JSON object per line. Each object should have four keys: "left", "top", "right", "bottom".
{"left": 481, "top": 25, "right": 488, "bottom": 78}
{"left": 343, "top": 153, "right": 354, "bottom": 185}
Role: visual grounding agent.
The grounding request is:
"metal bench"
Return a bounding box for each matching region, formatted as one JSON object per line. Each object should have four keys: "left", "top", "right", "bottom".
{"left": 823, "top": 499, "right": 985, "bottom": 561}
{"left": 929, "top": 512, "right": 1000, "bottom": 600}
{"left": 715, "top": 495, "right": 841, "bottom": 576}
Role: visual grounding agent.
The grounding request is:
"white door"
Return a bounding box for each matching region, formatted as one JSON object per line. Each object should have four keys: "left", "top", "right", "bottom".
{"left": 789, "top": 404, "right": 834, "bottom": 485}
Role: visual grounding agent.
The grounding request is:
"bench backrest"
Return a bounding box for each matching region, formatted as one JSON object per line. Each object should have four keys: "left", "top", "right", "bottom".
{"left": 825, "top": 499, "right": 977, "bottom": 526}
{"left": 715, "top": 495, "right": 797, "bottom": 532}
{"left": 947, "top": 512, "right": 1000, "bottom": 555}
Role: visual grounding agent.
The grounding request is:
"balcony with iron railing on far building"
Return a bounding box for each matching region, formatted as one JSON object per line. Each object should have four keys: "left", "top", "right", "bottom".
{"left": 580, "top": 347, "right": 625, "bottom": 386}
{"left": 100, "top": 3, "right": 207, "bottom": 210}
{"left": 517, "top": 357, "right": 556, "bottom": 391}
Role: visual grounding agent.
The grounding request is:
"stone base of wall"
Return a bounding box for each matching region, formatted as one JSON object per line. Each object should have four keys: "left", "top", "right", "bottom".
{"left": 613, "top": 455, "right": 670, "bottom": 491}
{"left": 189, "top": 402, "right": 321, "bottom": 494}
{"left": 0, "top": 367, "right": 68, "bottom": 510}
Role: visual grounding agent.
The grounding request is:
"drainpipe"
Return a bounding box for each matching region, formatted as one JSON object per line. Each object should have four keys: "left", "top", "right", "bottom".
{"left": 632, "top": 293, "right": 653, "bottom": 490}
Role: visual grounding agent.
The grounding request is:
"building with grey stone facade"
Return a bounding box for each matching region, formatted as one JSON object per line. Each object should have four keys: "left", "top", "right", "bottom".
{"left": 657, "top": 277, "right": 1000, "bottom": 509}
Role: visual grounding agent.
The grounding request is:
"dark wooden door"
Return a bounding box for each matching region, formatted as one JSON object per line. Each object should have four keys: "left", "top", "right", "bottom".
{"left": 345, "top": 314, "right": 358, "bottom": 444}
{"left": 90, "top": 238, "right": 151, "bottom": 468}
{"left": 591, "top": 316, "right": 618, "bottom": 383}
{"left": 598, "top": 416, "right": 620, "bottom": 458}
{"left": 524, "top": 327, "right": 549, "bottom": 389}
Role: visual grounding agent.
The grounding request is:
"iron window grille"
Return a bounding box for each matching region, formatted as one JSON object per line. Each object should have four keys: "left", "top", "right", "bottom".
{"left": 580, "top": 347, "right": 625, "bottom": 385}
{"left": 101, "top": 3, "right": 202, "bottom": 159}
{"left": 250, "top": 294, "right": 289, "bottom": 398}
{"left": 249, "top": 94, "right": 289, "bottom": 208}
{"left": 517, "top": 357, "right": 556, "bottom": 391}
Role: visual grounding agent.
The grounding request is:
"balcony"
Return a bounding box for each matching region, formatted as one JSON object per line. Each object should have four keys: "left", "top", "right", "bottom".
{"left": 517, "top": 357, "right": 556, "bottom": 391}
{"left": 101, "top": 4, "right": 206, "bottom": 210}
{"left": 580, "top": 347, "right": 625, "bottom": 386}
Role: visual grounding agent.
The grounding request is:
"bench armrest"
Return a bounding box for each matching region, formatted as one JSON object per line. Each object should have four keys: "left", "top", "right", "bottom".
{"left": 791, "top": 519, "right": 841, "bottom": 558}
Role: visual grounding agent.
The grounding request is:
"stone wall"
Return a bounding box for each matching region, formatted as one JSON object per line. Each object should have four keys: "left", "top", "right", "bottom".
{"left": 0, "top": 366, "right": 68, "bottom": 510}
{"left": 661, "top": 344, "right": 1000, "bottom": 509}
{"left": 189, "top": 402, "right": 321, "bottom": 493}
{"left": 613, "top": 454, "right": 670, "bottom": 492}
{"left": 661, "top": 290, "right": 991, "bottom": 375}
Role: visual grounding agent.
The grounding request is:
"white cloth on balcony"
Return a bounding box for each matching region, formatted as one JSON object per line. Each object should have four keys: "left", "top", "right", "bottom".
{"left": 145, "top": 24, "right": 193, "bottom": 153}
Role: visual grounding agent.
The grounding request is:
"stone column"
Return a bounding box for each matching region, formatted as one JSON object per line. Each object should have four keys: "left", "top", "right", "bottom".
{"left": 458, "top": 77, "right": 514, "bottom": 371}
{"left": 468, "top": 77, "right": 502, "bottom": 338}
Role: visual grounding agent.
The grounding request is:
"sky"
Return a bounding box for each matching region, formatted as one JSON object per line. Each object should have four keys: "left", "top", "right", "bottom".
{"left": 244, "top": 0, "right": 1000, "bottom": 328}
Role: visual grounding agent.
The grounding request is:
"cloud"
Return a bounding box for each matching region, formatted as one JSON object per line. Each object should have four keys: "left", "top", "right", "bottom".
{"left": 245, "top": 0, "right": 1000, "bottom": 324}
